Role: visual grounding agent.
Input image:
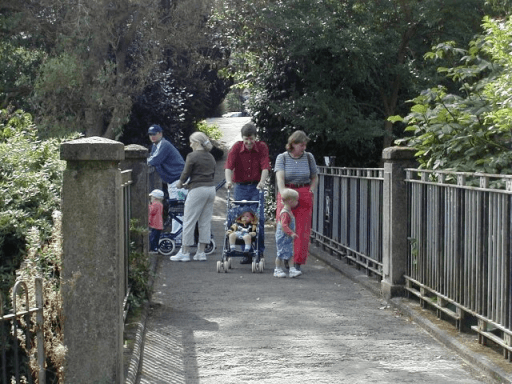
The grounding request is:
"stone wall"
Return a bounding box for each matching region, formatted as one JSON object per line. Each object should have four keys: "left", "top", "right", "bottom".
{"left": 60, "top": 137, "right": 148, "bottom": 383}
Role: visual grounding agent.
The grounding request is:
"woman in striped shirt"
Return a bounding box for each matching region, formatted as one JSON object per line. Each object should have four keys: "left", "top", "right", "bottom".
{"left": 275, "top": 131, "right": 318, "bottom": 277}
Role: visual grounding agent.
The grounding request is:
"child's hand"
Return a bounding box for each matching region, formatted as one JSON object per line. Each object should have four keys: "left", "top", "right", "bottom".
{"left": 227, "top": 230, "right": 233, "bottom": 234}
{"left": 291, "top": 233, "right": 298, "bottom": 239}
{"left": 249, "top": 232, "right": 256, "bottom": 237}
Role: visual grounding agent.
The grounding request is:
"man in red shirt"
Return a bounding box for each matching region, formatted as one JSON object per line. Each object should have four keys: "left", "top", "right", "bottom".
{"left": 225, "top": 122, "right": 271, "bottom": 263}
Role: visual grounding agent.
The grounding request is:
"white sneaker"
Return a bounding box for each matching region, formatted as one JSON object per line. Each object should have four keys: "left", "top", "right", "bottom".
{"left": 289, "top": 267, "right": 302, "bottom": 278}
{"left": 273, "top": 268, "right": 287, "bottom": 278}
{"left": 193, "top": 252, "right": 207, "bottom": 261}
{"left": 170, "top": 249, "right": 190, "bottom": 262}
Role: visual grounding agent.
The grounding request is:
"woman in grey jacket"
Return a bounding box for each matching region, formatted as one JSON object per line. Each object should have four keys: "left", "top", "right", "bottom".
{"left": 170, "top": 132, "right": 216, "bottom": 262}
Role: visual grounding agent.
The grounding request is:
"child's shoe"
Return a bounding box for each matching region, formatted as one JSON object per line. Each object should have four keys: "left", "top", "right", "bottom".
{"left": 170, "top": 249, "right": 190, "bottom": 262}
{"left": 273, "top": 268, "right": 287, "bottom": 278}
{"left": 289, "top": 266, "right": 302, "bottom": 278}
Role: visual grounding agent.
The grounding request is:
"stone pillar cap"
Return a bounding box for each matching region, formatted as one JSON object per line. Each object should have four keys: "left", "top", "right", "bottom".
{"left": 124, "top": 144, "right": 149, "bottom": 159}
{"left": 382, "top": 146, "right": 416, "bottom": 161}
{"left": 61, "top": 137, "right": 125, "bottom": 161}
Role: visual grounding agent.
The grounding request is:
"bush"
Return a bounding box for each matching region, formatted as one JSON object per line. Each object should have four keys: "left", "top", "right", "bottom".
{"left": 15, "top": 212, "right": 66, "bottom": 383}
{"left": 196, "top": 119, "right": 223, "bottom": 140}
{"left": 392, "top": 17, "right": 512, "bottom": 174}
{"left": 0, "top": 108, "right": 77, "bottom": 304}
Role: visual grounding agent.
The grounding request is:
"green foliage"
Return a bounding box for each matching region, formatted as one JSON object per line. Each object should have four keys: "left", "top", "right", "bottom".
{"left": 196, "top": 120, "right": 223, "bottom": 140}
{"left": 0, "top": 108, "right": 77, "bottom": 305}
{"left": 394, "top": 16, "right": 512, "bottom": 174}
{"left": 223, "top": 88, "right": 247, "bottom": 113}
{"left": 128, "top": 219, "right": 151, "bottom": 307}
{"left": 3, "top": 0, "right": 231, "bottom": 141}
{"left": 213, "top": 0, "right": 492, "bottom": 166}
{"left": 0, "top": 39, "right": 45, "bottom": 110}
{"left": 16, "top": 213, "right": 65, "bottom": 384}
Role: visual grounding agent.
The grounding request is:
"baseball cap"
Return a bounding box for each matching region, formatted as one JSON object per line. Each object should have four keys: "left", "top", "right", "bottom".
{"left": 148, "top": 124, "right": 163, "bottom": 135}
{"left": 149, "top": 189, "right": 164, "bottom": 199}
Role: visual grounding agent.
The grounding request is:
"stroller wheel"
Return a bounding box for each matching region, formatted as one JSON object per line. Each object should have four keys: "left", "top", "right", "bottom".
{"left": 251, "top": 261, "right": 256, "bottom": 273}
{"left": 258, "top": 260, "right": 264, "bottom": 273}
{"left": 223, "top": 260, "right": 229, "bottom": 272}
{"left": 205, "top": 239, "right": 216, "bottom": 255}
{"left": 228, "top": 257, "right": 232, "bottom": 269}
{"left": 158, "top": 238, "right": 176, "bottom": 256}
{"left": 217, "top": 261, "right": 222, "bottom": 273}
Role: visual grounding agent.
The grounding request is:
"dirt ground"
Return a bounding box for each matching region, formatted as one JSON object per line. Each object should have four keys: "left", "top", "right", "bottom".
{"left": 127, "top": 117, "right": 506, "bottom": 384}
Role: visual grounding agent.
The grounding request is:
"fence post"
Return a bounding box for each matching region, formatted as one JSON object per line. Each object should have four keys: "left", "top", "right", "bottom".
{"left": 381, "top": 146, "right": 417, "bottom": 299}
{"left": 122, "top": 144, "right": 149, "bottom": 255}
{"left": 60, "top": 137, "right": 125, "bottom": 383}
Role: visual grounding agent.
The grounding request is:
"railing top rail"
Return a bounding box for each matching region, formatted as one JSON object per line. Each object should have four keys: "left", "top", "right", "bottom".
{"left": 1, "top": 278, "right": 44, "bottom": 321}
{"left": 405, "top": 168, "right": 512, "bottom": 192}
{"left": 121, "top": 169, "right": 133, "bottom": 186}
{"left": 318, "top": 166, "right": 384, "bottom": 180}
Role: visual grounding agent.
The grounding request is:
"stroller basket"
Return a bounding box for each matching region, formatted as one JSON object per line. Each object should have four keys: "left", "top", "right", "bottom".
{"left": 167, "top": 199, "right": 185, "bottom": 213}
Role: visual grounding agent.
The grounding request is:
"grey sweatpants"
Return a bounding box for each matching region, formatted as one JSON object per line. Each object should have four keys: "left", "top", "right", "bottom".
{"left": 182, "top": 186, "right": 216, "bottom": 246}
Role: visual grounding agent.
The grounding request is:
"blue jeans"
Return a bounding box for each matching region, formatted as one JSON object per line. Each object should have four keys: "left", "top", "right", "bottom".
{"left": 149, "top": 228, "right": 161, "bottom": 252}
{"left": 234, "top": 184, "right": 265, "bottom": 256}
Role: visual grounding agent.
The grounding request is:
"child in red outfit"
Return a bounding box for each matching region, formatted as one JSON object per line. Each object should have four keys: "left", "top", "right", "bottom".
{"left": 149, "top": 189, "right": 164, "bottom": 253}
{"left": 274, "top": 189, "right": 299, "bottom": 278}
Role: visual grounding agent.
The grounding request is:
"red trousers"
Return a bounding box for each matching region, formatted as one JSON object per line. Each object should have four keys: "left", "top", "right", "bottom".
{"left": 276, "top": 186, "right": 313, "bottom": 265}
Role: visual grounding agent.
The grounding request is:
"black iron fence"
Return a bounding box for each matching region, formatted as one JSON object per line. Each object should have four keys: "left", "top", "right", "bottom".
{"left": 1, "top": 278, "right": 45, "bottom": 384}
{"left": 405, "top": 169, "right": 512, "bottom": 360}
{"left": 312, "top": 164, "right": 512, "bottom": 360}
{"left": 121, "top": 169, "right": 133, "bottom": 322}
{"left": 312, "top": 166, "right": 384, "bottom": 277}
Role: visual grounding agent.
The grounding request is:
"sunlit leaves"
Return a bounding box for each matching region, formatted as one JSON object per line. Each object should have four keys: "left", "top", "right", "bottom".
{"left": 395, "top": 17, "right": 512, "bottom": 173}
{"left": 0, "top": 108, "right": 77, "bottom": 259}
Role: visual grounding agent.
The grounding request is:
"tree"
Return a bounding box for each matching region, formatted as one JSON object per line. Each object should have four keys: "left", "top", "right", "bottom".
{"left": 213, "top": 0, "right": 495, "bottom": 166}
{"left": 392, "top": 16, "right": 512, "bottom": 174}
{"left": 1, "top": 0, "right": 231, "bottom": 140}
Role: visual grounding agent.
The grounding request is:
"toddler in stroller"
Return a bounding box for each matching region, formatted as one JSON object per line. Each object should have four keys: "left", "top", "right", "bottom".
{"left": 217, "top": 190, "right": 265, "bottom": 273}
{"left": 227, "top": 210, "right": 258, "bottom": 253}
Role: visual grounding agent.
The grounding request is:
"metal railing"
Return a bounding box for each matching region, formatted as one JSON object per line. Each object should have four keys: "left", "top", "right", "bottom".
{"left": 311, "top": 167, "right": 384, "bottom": 277}
{"left": 1, "top": 278, "right": 45, "bottom": 384}
{"left": 121, "top": 169, "right": 133, "bottom": 322}
{"left": 405, "top": 169, "right": 512, "bottom": 359}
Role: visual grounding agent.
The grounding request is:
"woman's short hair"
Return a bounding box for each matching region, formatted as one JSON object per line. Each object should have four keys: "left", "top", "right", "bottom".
{"left": 281, "top": 188, "right": 299, "bottom": 202}
{"left": 190, "top": 132, "right": 213, "bottom": 151}
{"left": 241, "top": 122, "right": 257, "bottom": 137}
{"left": 285, "top": 130, "right": 310, "bottom": 151}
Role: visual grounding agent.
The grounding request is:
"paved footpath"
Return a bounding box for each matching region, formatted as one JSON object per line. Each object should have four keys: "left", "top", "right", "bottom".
{"left": 134, "top": 117, "right": 497, "bottom": 384}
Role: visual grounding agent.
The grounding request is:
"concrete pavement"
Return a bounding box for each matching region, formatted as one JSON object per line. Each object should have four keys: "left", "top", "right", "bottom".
{"left": 125, "top": 117, "right": 512, "bottom": 384}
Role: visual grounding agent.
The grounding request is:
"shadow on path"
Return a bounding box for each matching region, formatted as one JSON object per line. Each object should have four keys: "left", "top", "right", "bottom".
{"left": 135, "top": 117, "right": 490, "bottom": 384}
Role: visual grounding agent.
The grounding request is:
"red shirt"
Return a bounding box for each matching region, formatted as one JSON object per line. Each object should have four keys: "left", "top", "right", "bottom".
{"left": 280, "top": 210, "right": 295, "bottom": 236}
{"left": 148, "top": 201, "right": 164, "bottom": 230}
{"left": 225, "top": 141, "right": 271, "bottom": 183}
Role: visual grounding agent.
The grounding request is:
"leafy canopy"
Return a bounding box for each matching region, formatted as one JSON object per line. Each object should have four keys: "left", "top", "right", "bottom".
{"left": 393, "top": 16, "right": 512, "bottom": 174}
{"left": 213, "top": 0, "right": 492, "bottom": 166}
{"left": 0, "top": 107, "right": 78, "bottom": 308}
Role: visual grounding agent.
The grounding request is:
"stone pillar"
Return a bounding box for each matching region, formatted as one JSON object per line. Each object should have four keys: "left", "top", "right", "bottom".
{"left": 60, "top": 137, "right": 125, "bottom": 384}
{"left": 122, "top": 144, "right": 149, "bottom": 255}
{"left": 381, "top": 146, "right": 417, "bottom": 299}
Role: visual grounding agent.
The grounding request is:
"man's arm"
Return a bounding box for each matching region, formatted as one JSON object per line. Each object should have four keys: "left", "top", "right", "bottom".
{"left": 257, "top": 169, "right": 269, "bottom": 190}
{"left": 257, "top": 142, "right": 271, "bottom": 190}
{"left": 225, "top": 168, "right": 234, "bottom": 190}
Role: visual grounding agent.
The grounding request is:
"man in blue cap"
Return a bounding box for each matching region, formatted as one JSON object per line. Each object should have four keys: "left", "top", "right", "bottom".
{"left": 147, "top": 124, "right": 187, "bottom": 239}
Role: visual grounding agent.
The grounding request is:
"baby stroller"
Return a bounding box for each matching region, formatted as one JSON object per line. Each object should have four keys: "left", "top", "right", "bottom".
{"left": 158, "top": 180, "right": 225, "bottom": 256}
{"left": 217, "top": 189, "right": 265, "bottom": 273}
